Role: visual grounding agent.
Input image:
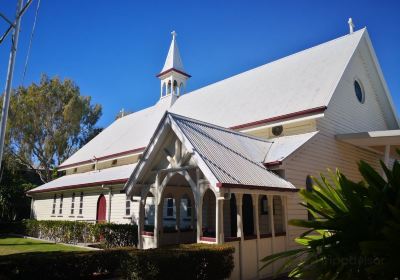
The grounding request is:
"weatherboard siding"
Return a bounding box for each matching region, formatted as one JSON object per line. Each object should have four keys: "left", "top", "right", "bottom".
{"left": 283, "top": 50, "right": 391, "bottom": 249}
{"left": 32, "top": 186, "right": 134, "bottom": 224}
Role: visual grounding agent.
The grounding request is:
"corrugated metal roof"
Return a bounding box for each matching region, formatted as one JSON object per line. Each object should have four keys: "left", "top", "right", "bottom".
{"left": 170, "top": 113, "right": 295, "bottom": 189}
{"left": 28, "top": 164, "right": 136, "bottom": 194}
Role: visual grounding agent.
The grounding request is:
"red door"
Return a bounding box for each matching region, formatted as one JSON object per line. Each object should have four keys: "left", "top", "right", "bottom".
{"left": 96, "top": 194, "right": 106, "bottom": 223}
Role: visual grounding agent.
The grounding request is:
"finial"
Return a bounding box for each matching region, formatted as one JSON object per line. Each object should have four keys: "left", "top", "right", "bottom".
{"left": 171, "top": 30, "right": 177, "bottom": 40}
{"left": 348, "top": 18, "right": 355, "bottom": 34}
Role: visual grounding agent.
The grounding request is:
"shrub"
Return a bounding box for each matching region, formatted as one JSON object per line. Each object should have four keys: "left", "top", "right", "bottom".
{"left": 0, "top": 244, "right": 234, "bottom": 280}
{"left": 122, "top": 244, "right": 235, "bottom": 280}
{"left": 0, "top": 248, "right": 130, "bottom": 280}
{"left": 2, "top": 219, "right": 138, "bottom": 248}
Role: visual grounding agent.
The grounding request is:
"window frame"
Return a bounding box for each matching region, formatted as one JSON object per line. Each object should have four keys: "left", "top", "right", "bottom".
{"left": 166, "top": 198, "right": 174, "bottom": 217}
{"left": 52, "top": 194, "right": 57, "bottom": 215}
{"left": 125, "top": 197, "right": 131, "bottom": 216}
{"left": 71, "top": 192, "right": 75, "bottom": 215}
{"left": 59, "top": 194, "right": 64, "bottom": 215}
{"left": 354, "top": 79, "right": 365, "bottom": 104}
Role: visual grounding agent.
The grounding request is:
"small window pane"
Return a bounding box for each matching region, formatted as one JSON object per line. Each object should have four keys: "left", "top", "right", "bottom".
{"left": 354, "top": 80, "right": 365, "bottom": 103}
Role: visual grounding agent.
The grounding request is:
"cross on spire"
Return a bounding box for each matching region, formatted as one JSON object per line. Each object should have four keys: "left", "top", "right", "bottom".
{"left": 348, "top": 18, "right": 355, "bottom": 34}
{"left": 171, "top": 30, "right": 177, "bottom": 40}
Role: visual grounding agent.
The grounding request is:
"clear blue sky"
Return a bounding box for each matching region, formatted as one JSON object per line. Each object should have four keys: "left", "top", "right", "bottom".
{"left": 1, "top": 0, "right": 399, "bottom": 128}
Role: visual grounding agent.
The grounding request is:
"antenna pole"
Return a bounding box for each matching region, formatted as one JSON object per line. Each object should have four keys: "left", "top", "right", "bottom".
{"left": 0, "top": 0, "right": 24, "bottom": 171}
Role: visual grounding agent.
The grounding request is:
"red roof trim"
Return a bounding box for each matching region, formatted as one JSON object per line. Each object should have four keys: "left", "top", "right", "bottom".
{"left": 58, "top": 106, "right": 326, "bottom": 171}
{"left": 59, "top": 147, "right": 146, "bottom": 170}
{"left": 156, "top": 68, "right": 191, "bottom": 78}
{"left": 230, "top": 106, "right": 327, "bottom": 130}
{"left": 263, "top": 161, "right": 282, "bottom": 168}
{"left": 27, "top": 178, "right": 128, "bottom": 194}
{"left": 216, "top": 182, "right": 298, "bottom": 192}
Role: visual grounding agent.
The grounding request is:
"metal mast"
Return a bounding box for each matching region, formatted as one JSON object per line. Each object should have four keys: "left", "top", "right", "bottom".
{"left": 0, "top": 0, "right": 24, "bottom": 171}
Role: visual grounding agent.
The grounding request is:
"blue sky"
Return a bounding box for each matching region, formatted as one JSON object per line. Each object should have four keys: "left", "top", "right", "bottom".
{"left": 1, "top": 0, "right": 399, "bottom": 128}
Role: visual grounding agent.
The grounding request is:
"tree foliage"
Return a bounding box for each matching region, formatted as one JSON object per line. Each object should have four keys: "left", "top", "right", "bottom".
{"left": 0, "top": 156, "right": 38, "bottom": 221}
{"left": 261, "top": 156, "right": 400, "bottom": 280}
{"left": 2, "top": 75, "right": 102, "bottom": 182}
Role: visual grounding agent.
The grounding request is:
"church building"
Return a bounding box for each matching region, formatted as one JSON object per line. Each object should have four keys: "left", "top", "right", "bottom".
{"left": 27, "top": 21, "right": 400, "bottom": 279}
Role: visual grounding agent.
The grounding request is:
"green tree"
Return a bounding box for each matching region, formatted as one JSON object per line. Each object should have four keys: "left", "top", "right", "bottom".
{"left": 0, "top": 156, "right": 38, "bottom": 221}
{"left": 2, "top": 75, "right": 102, "bottom": 183}
{"left": 261, "top": 156, "right": 400, "bottom": 280}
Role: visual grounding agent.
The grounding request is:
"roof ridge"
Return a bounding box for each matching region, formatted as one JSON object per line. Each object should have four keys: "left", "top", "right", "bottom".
{"left": 175, "top": 29, "right": 366, "bottom": 100}
{"left": 168, "top": 112, "right": 273, "bottom": 144}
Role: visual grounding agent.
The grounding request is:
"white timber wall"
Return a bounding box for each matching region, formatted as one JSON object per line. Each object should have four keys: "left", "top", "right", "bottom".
{"left": 31, "top": 185, "right": 135, "bottom": 224}
{"left": 284, "top": 49, "right": 391, "bottom": 250}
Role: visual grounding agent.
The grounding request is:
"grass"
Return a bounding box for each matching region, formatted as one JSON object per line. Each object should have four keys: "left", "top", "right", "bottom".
{"left": 0, "top": 236, "right": 89, "bottom": 256}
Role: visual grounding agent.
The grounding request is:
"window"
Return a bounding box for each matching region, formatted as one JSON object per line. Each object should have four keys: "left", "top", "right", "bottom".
{"left": 52, "top": 194, "right": 57, "bottom": 214}
{"left": 260, "top": 195, "right": 268, "bottom": 215}
{"left": 306, "top": 176, "right": 314, "bottom": 221}
{"left": 354, "top": 80, "right": 365, "bottom": 104}
{"left": 91, "top": 164, "right": 95, "bottom": 170}
{"left": 126, "top": 197, "right": 131, "bottom": 216}
{"left": 73, "top": 168, "right": 77, "bottom": 173}
{"left": 166, "top": 198, "right": 174, "bottom": 217}
{"left": 272, "top": 125, "right": 283, "bottom": 136}
{"left": 111, "top": 159, "right": 118, "bottom": 166}
{"left": 71, "top": 193, "right": 75, "bottom": 215}
{"left": 79, "top": 192, "right": 83, "bottom": 215}
{"left": 59, "top": 194, "right": 64, "bottom": 215}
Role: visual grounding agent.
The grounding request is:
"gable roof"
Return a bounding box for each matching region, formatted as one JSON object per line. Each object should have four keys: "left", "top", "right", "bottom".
{"left": 126, "top": 113, "right": 298, "bottom": 195}
{"left": 60, "top": 29, "right": 369, "bottom": 169}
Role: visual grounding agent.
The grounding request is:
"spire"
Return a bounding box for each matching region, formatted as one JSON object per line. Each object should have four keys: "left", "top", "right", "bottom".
{"left": 158, "top": 31, "right": 189, "bottom": 77}
{"left": 157, "top": 31, "right": 190, "bottom": 102}
{"left": 348, "top": 18, "right": 355, "bottom": 34}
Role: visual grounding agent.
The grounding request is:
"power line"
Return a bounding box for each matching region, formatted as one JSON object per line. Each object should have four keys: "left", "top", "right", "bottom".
{"left": 22, "top": 0, "right": 41, "bottom": 85}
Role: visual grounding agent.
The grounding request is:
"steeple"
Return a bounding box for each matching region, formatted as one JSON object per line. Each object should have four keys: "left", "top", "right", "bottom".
{"left": 157, "top": 31, "right": 190, "bottom": 100}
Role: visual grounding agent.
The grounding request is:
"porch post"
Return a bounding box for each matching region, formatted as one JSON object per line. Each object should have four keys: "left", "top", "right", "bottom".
{"left": 268, "top": 195, "right": 275, "bottom": 273}
{"left": 282, "top": 195, "right": 289, "bottom": 251}
{"left": 154, "top": 174, "right": 160, "bottom": 248}
{"left": 216, "top": 195, "right": 224, "bottom": 244}
{"left": 138, "top": 197, "right": 145, "bottom": 249}
{"left": 252, "top": 194, "right": 260, "bottom": 278}
{"left": 196, "top": 192, "right": 203, "bottom": 242}
{"left": 236, "top": 193, "right": 244, "bottom": 280}
{"left": 196, "top": 168, "right": 202, "bottom": 242}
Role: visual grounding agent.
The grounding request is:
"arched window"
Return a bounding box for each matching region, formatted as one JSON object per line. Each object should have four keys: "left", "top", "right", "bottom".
{"left": 242, "top": 194, "right": 254, "bottom": 237}
{"left": 52, "top": 194, "right": 57, "bottom": 215}
{"left": 259, "top": 195, "right": 270, "bottom": 235}
{"left": 162, "top": 82, "right": 166, "bottom": 97}
{"left": 71, "top": 193, "right": 75, "bottom": 215}
{"left": 79, "top": 192, "right": 84, "bottom": 215}
{"left": 167, "top": 81, "right": 172, "bottom": 94}
{"left": 179, "top": 82, "right": 184, "bottom": 95}
{"left": 306, "top": 175, "right": 314, "bottom": 221}
{"left": 59, "top": 194, "right": 64, "bottom": 215}
{"left": 180, "top": 194, "right": 192, "bottom": 230}
{"left": 202, "top": 189, "right": 216, "bottom": 237}
{"left": 273, "top": 196, "right": 284, "bottom": 234}
{"left": 173, "top": 80, "right": 178, "bottom": 95}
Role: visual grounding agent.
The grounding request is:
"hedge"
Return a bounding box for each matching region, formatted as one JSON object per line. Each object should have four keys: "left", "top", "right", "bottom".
{"left": 1, "top": 220, "right": 138, "bottom": 248}
{"left": 122, "top": 244, "right": 235, "bottom": 280}
{"left": 0, "top": 244, "right": 235, "bottom": 280}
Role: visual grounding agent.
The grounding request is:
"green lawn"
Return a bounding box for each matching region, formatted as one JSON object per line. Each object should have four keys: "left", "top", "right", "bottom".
{"left": 0, "top": 236, "right": 89, "bottom": 256}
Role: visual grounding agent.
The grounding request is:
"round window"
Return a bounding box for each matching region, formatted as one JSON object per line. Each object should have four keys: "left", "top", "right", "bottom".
{"left": 354, "top": 80, "right": 365, "bottom": 104}
{"left": 272, "top": 125, "right": 283, "bottom": 136}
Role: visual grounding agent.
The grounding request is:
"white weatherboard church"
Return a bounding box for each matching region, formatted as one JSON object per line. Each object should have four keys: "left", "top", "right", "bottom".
{"left": 28, "top": 21, "right": 400, "bottom": 280}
